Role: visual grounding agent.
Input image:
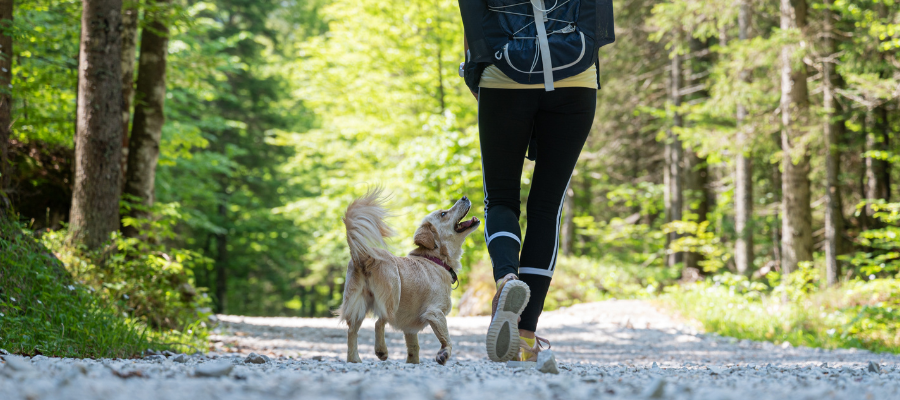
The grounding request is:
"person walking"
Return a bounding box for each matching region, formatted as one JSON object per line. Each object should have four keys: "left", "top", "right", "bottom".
{"left": 458, "top": 0, "right": 614, "bottom": 364}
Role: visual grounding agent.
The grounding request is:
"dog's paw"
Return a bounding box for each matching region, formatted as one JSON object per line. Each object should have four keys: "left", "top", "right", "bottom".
{"left": 435, "top": 348, "right": 450, "bottom": 366}
{"left": 375, "top": 350, "right": 388, "bottom": 361}
{"left": 406, "top": 353, "right": 420, "bottom": 364}
{"left": 347, "top": 354, "right": 362, "bottom": 363}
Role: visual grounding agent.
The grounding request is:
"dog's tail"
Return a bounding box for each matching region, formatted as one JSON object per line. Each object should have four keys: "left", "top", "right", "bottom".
{"left": 343, "top": 187, "right": 395, "bottom": 266}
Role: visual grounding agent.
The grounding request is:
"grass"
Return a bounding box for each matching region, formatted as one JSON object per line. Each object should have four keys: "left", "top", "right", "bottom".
{"left": 665, "top": 273, "right": 900, "bottom": 354}
{"left": 0, "top": 217, "right": 153, "bottom": 358}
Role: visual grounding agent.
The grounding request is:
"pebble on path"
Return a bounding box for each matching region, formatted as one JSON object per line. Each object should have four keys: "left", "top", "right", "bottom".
{"left": 194, "top": 361, "right": 233, "bottom": 378}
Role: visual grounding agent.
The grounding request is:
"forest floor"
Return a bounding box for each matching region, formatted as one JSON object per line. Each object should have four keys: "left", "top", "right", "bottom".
{"left": 3, "top": 300, "right": 900, "bottom": 399}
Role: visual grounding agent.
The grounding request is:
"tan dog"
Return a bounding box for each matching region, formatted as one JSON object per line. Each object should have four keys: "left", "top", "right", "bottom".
{"left": 337, "top": 189, "right": 480, "bottom": 365}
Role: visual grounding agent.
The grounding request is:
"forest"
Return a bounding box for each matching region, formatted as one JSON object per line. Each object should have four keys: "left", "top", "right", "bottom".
{"left": 1, "top": 0, "right": 899, "bottom": 356}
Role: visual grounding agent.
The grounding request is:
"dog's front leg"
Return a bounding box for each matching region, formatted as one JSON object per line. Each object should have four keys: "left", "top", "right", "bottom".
{"left": 346, "top": 317, "right": 363, "bottom": 363}
{"left": 374, "top": 318, "right": 389, "bottom": 361}
{"left": 423, "top": 309, "right": 452, "bottom": 365}
{"left": 404, "top": 333, "right": 420, "bottom": 364}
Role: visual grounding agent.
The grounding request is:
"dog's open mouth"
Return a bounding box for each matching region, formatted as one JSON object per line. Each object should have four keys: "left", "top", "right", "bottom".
{"left": 454, "top": 206, "right": 480, "bottom": 233}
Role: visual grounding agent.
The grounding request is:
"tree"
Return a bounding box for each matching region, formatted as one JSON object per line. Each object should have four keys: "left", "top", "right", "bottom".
{"left": 863, "top": 2, "right": 892, "bottom": 223}
{"left": 779, "top": 0, "right": 812, "bottom": 274}
{"left": 733, "top": 0, "right": 753, "bottom": 276}
{"left": 120, "top": 0, "right": 139, "bottom": 184}
{"left": 0, "top": 0, "right": 10, "bottom": 207}
{"left": 69, "top": 0, "right": 124, "bottom": 249}
{"left": 665, "top": 40, "right": 684, "bottom": 269}
{"left": 123, "top": 0, "right": 170, "bottom": 237}
{"left": 822, "top": 0, "right": 843, "bottom": 286}
{"left": 683, "top": 38, "right": 711, "bottom": 274}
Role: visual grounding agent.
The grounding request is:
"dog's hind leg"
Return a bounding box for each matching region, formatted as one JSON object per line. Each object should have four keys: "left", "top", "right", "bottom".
{"left": 423, "top": 309, "right": 452, "bottom": 365}
{"left": 347, "top": 317, "right": 363, "bottom": 363}
{"left": 374, "top": 318, "right": 389, "bottom": 361}
{"left": 404, "top": 333, "right": 420, "bottom": 364}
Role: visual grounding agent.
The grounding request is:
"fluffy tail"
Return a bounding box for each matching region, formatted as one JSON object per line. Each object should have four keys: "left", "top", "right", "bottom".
{"left": 337, "top": 188, "right": 395, "bottom": 325}
{"left": 343, "top": 188, "right": 395, "bottom": 266}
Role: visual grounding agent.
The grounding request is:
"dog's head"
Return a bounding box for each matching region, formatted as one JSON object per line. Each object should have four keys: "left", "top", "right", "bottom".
{"left": 413, "top": 196, "right": 480, "bottom": 262}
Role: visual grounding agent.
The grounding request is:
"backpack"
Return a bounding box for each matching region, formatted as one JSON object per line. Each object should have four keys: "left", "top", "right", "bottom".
{"left": 459, "top": 0, "right": 615, "bottom": 92}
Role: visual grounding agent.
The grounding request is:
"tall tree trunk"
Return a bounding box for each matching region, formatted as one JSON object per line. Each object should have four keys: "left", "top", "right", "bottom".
{"left": 665, "top": 45, "right": 684, "bottom": 268}
{"left": 120, "top": 0, "right": 139, "bottom": 187}
{"left": 561, "top": 184, "right": 575, "bottom": 256}
{"left": 123, "top": 0, "right": 170, "bottom": 237}
{"left": 215, "top": 202, "right": 228, "bottom": 313}
{"left": 779, "top": 0, "right": 812, "bottom": 275}
{"left": 734, "top": 0, "right": 753, "bottom": 276}
{"left": 70, "top": 0, "right": 124, "bottom": 249}
{"left": 0, "top": 0, "right": 11, "bottom": 206}
{"left": 683, "top": 37, "right": 710, "bottom": 273}
{"left": 823, "top": 0, "right": 843, "bottom": 286}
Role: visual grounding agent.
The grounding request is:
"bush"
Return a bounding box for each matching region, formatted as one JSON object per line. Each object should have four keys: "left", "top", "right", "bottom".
{"left": 42, "top": 202, "right": 213, "bottom": 353}
{"left": 0, "top": 217, "right": 150, "bottom": 358}
{"left": 666, "top": 272, "right": 900, "bottom": 354}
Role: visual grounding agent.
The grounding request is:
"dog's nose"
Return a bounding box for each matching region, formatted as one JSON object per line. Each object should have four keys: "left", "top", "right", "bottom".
{"left": 461, "top": 195, "right": 469, "bottom": 202}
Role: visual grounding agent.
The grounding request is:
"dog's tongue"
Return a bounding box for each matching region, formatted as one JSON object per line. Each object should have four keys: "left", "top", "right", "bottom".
{"left": 459, "top": 217, "right": 478, "bottom": 229}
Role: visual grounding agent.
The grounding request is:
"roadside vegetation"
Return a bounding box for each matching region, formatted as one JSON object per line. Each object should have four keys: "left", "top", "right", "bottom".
{"left": 0, "top": 212, "right": 210, "bottom": 358}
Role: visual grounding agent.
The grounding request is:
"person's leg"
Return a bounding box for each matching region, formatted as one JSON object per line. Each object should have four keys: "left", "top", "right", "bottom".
{"left": 518, "top": 87, "right": 597, "bottom": 334}
{"left": 478, "top": 88, "right": 541, "bottom": 281}
{"left": 479, "top": 87, "right": 542, "bottom": 363}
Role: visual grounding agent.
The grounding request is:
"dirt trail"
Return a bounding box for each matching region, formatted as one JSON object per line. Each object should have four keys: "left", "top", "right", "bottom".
{"left": 3, "top": 300, "right": 900, "bottom": 400}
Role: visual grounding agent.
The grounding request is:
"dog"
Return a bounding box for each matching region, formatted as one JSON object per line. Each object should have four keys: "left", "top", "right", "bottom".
{"left": 336, "top": 189, "right": 480, "bottom": 365}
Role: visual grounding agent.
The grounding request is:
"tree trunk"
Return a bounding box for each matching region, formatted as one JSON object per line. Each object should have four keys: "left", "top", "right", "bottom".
{"left": 0, "top": 0, "right": 11, "bottom": 204}
{"left": 779, "top": 0, "right": 812, "bottom": 275}
{"left": 561, "top": 184, "right": 575, "bottom": 256}
{"left": 733, "top": 0, "right": 753, "bottom": 276}
{"left": 865, "top": 106, "right": 890, "bottom": 223}
{"left": 683, "top": 37, "right": 710, "bottom": 273}
{"left": 665, "top": 46, "right": 684, "bottom": 268}
{"left": 215, "top": 202, "right": 228, "bottom": 313}
{"left": 120, "top": 0, "right": 139, "bottom": 187}
{"left": 822, "top": 0, "right": 843, "bottom": 286}
{"left": 684, "top": 150, "right": 708, "bottom": 270}
{"left": 123, "top": 0, "right": 170, "bottom": 237}
{"left": 70, "top": 0, "right": 124, "bottom": 249}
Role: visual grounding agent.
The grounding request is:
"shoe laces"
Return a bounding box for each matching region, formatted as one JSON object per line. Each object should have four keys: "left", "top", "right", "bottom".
{"left": 519, "top": 336, "right": 551, "bottom": 362}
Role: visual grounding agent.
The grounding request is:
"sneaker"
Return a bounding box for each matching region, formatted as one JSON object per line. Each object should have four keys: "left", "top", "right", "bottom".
{"left": 506, "top": 336, "right": 550, "bottom": 368}
{"left": 486, "top": 275, "right": 530, "bottom": 362}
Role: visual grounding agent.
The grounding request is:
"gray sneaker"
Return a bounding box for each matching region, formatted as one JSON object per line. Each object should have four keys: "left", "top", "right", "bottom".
{"left": 486, "top": 276, "right": 530, "bottom": 362}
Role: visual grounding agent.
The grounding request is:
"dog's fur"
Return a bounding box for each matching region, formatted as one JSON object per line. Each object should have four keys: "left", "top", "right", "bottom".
{"left": 337, "top": 189, "right": 480, "bottom": 365}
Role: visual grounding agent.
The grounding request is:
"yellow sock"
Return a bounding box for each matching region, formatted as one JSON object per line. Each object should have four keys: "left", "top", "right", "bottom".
{"left": 520, "top": 336, "right": 535, "bottom": 361}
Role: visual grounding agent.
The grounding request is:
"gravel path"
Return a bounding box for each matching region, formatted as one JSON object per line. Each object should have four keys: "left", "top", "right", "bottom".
{"left": 3, "top": 300, "right": 899, "bottom": 399}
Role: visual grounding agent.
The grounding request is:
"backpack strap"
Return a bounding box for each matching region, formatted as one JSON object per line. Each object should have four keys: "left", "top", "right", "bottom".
{"left": 530, "top": 0, "right": 555, "bottom": 91}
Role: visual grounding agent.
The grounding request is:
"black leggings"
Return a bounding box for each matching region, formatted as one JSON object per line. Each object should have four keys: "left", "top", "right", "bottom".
{"left": 478, "top": 86, "right": 596, "bottom": 332}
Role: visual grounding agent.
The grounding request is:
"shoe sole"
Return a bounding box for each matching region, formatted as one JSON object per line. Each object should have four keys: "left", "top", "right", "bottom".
{"left": 485, "top": 280, "right": 530, "bottom": 362}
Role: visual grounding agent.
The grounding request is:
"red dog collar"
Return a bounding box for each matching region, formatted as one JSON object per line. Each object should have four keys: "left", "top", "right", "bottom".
{"left": 420, "top": 255, "right": 459, "bottom": 286}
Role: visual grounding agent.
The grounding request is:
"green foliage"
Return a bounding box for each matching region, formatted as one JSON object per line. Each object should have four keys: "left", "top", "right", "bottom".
{"left": 0, "top": 217, "right": 151, "bottom": 358}
{"left": 12, "top": 0, "right": 80, "bottom": 146}
{"left": 546, "top": 256, "right": 681, "bottom": 310}
{"left": 848, "top": 199, "right": 900, "bottom": 277}
{"left": 667, "top": 273, "right": 900, "bottom": 354}
{"left": 666, "top": 219, "right": 730, "bottom": 273}
{"left": 39, "top": 202, "right": 213, "bottom": 353}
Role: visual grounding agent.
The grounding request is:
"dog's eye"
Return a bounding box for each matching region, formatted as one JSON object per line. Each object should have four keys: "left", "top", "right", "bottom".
{"left": 440, "top": 212, "right": 447, "bottom": 217}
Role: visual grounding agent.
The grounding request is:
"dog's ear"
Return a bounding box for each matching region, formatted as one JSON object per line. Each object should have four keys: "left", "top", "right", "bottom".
{"left": 414, "top": 222, "right": 438, "bottom": 249}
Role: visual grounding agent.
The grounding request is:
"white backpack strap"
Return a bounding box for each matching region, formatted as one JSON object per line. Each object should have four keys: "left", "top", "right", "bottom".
{"left": 530, "top": 0, "right": 554, "bottom": 91}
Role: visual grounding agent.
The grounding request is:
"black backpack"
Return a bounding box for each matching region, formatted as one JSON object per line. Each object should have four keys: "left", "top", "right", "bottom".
{"left": 459, "top": 0, "right": 615, "bottom": 92}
